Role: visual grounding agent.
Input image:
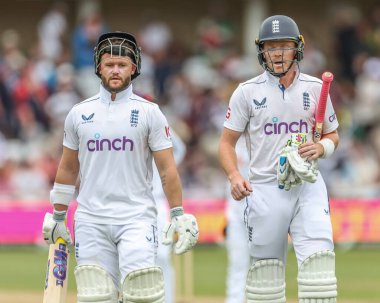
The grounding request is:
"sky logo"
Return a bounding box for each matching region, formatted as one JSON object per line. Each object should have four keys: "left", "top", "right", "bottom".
{"left": 87, "top": 133, "right": 134, "bottom": 152}
{"left": 264, "top": 117, "right": 309, "bottom": 135}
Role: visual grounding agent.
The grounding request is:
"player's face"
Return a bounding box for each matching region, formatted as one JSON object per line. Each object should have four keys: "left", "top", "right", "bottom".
{"left": 99, "top": 53, "right": 136, "bottom": 93}
{"left": 262, "top": 40, "right": 297, "bottom": 74}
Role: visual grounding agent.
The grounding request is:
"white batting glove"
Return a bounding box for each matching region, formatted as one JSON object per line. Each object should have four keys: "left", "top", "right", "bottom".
{"left": 282, "top": 169, "right": 303, "bottom": 191}
{"left": 285, "top": 133, "right": 318, "bottom": 183}
{"left": 162, "top": 207, "right": 199, "bottom": 255}
{"left": 42, "top": 210, "right": 72, "bottom": 245}
{"left": 277, "top": 141, "right": 304, "bottom": 190}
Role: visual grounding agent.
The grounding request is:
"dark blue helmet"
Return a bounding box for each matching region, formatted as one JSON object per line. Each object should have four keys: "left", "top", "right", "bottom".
{"left": 94, "top": 31, "right": 141, "bottom": 80}
{"left": 255, "top": 15, "right": 305, "bottom": 76}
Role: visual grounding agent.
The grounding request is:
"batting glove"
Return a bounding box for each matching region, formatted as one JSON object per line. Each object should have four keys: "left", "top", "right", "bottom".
{"left": 285, "top": 133, "right": 318, "bottom": 183}
{"left": 162, "top": 207, "right": 199, "bottom": 255}
{"left": 42, "top": 210, "right": 72, "bottom": 245}
{"left": 277, "top": 151, "right": 290, "bottom": 189}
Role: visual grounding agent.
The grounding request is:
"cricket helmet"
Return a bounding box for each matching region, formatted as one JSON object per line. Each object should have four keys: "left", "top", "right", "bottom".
{"left": 94, "top": 31, "right": 141, "bottom": 80}
{"left": 255, "top": 15, "right": 305, "bottom": 76}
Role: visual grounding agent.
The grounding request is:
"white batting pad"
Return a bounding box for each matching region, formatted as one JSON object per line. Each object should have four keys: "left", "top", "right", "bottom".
{"left": 122, "top": 267, "right": 164, "bottom": 303}
{"left": 246, "top": 259, "right": 286, "bottom": 303}
{"left": 75, "top": 265, "right": 118, "bottom": 303}
{"left": 298, "top": 250, "right": 337, "bottom": 303}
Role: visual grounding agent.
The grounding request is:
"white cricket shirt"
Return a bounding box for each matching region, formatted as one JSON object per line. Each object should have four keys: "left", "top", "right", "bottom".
{"left": 224, "top": 70, "right": 339, "bottom": 184}
{"left": 63, "top": 84, "right": 172, "bottom": 224}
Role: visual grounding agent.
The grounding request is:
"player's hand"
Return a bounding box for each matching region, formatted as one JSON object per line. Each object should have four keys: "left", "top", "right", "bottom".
{"left": 229, "top": 171, "right": 252, "bottom": 201}
{"left": 298, "top": 141, "right": 324, "bottom": 161}
{"left": 162, "top": 208, "right": 199, "bottom": 255}
{"left": 42, "top": 211, "right": 72, "bottom": 245}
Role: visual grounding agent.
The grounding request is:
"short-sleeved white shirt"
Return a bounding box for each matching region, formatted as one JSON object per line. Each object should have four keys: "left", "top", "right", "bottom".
{"left": 224, "top": 71, "right": 339, "bottom": 184}
{"left": 64, "top": 84, "right": 172, "bottom": 224}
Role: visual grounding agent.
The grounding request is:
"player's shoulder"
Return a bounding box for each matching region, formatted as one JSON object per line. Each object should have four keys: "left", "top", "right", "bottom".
{"left": 130, "top": 92, "right": 159, "bottom": 108}
{"left": 72, "top": 94, "right": 101, "bottom": 110}
{"left": 298, "top": 73, "right": 323, "bottom": 87}
{"left": 240, "top": 73, "right": 267, "bottom": 88}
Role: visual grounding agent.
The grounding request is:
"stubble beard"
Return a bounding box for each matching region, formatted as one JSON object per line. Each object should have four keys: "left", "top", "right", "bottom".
{"left": 102, "top": 76, "right": 131, "bottom": 94}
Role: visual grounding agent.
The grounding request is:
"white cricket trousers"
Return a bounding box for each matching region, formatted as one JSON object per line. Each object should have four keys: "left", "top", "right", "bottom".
{"left": 245, "top": 174, "right": 334, "bottom": 266}
{"left": 74, "top": 220, "right": 158, "bottom": 289}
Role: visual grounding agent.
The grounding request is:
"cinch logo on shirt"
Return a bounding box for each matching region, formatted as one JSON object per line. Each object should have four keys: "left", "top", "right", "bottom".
{"left": 87, "top": 133, "right": 134, "bottom": 152}
{"left": 264, "top": 117, "right": 309, "bottom": 135}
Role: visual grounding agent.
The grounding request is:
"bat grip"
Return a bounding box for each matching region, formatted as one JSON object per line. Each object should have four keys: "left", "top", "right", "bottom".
{"left": 315, "top": 84, "right": 330, "bottom": 123}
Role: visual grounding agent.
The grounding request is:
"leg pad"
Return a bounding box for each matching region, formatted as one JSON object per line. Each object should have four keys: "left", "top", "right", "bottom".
{"left": 298, "top": 250, "right": 337, "bottom": 303}
{"left": 122, "top": 266, "right": 164, "bottom": 303}
{"left": 246, "top": 259, "right": 286, "bottom": 303}
{"left": 75, "top": 265, "right": 119, "bottom": 303}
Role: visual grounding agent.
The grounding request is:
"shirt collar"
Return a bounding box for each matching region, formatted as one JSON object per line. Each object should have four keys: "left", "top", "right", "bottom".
{"left": 99, "top": 83, "right": 133, "bottom": 103}
{"left": 264, "top": 68, "right": 300, "bottom": 87}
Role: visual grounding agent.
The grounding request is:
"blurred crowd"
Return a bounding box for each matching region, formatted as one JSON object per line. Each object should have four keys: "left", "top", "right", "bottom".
{"left": 0, "top": 1, "right": 379, "bottom": 202}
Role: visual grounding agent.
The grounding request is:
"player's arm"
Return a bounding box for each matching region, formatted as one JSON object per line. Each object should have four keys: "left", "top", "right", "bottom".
{"left": 219, "top": 128, "right": 252, "bottom": 201}
{"left": 53, "top": 147, "right": 80, "bottom": 209}
{"left": 153, "top": 147, "right": 182, "bottom": 209}
{"left": 42, "top": 147, "right": 79, "bottom": 245}
{"left": 154, "top": 147, "right": 199, "bottom": 254}
{"left": 299, "top": 130, "right": 339, "bottom": 161}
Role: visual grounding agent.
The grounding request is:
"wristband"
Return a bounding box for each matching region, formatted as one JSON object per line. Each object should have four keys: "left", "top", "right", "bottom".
{"left": 50, "top": 182, "right": 76, "bottom": 206}
{"left": 170, "top": 206, "right": 184, "bottom": 219}
{"left": 53, "top": 209, "right": 67, "bottom": 222}
{"left": 319, "top": 138, "right": 335, "bottom": 159}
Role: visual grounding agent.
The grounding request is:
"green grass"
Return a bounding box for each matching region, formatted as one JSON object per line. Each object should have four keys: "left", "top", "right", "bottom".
{"left": 0, "top": 245, "right": 379, "bottom": 300}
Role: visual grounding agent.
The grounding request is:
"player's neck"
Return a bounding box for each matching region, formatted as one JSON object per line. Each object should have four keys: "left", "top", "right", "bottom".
{"left": 111, "top": 92, "right": 116, "bottom": 101}
{"left": 279, "top": 70, "right": 297, "bottom": 88}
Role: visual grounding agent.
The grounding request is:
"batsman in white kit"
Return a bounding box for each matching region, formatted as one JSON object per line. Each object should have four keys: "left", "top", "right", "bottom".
{"left": 219, "top": 15, "right": 340, "bottom": 302}
{"left": 42, "top": 31, "right": 199, "bottom": 303}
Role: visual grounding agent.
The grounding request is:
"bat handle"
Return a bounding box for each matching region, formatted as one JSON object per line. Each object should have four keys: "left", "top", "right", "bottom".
{"left": 314, "top": 122, "right": 323, "bottom": 143}
{"left": 322, "top": 71, "right": 334, "bottom": 83}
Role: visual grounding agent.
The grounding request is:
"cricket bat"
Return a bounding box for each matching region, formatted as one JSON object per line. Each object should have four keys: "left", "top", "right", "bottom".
{"left": 43, "top": 237, "right": 70, "bottom": 303}
{"left": 313, "top": 71, "right": 334, "bottom": 143}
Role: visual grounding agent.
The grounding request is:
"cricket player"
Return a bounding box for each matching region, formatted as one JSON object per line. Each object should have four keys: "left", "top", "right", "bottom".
{"left": 219, "top": 16, "right": 339, "bottom": 302}
{"left": 42, "top": 31, "right": 199, "bottom": 303}
{"left": 225, "top": 137, "right": 250, "bottom": 303}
